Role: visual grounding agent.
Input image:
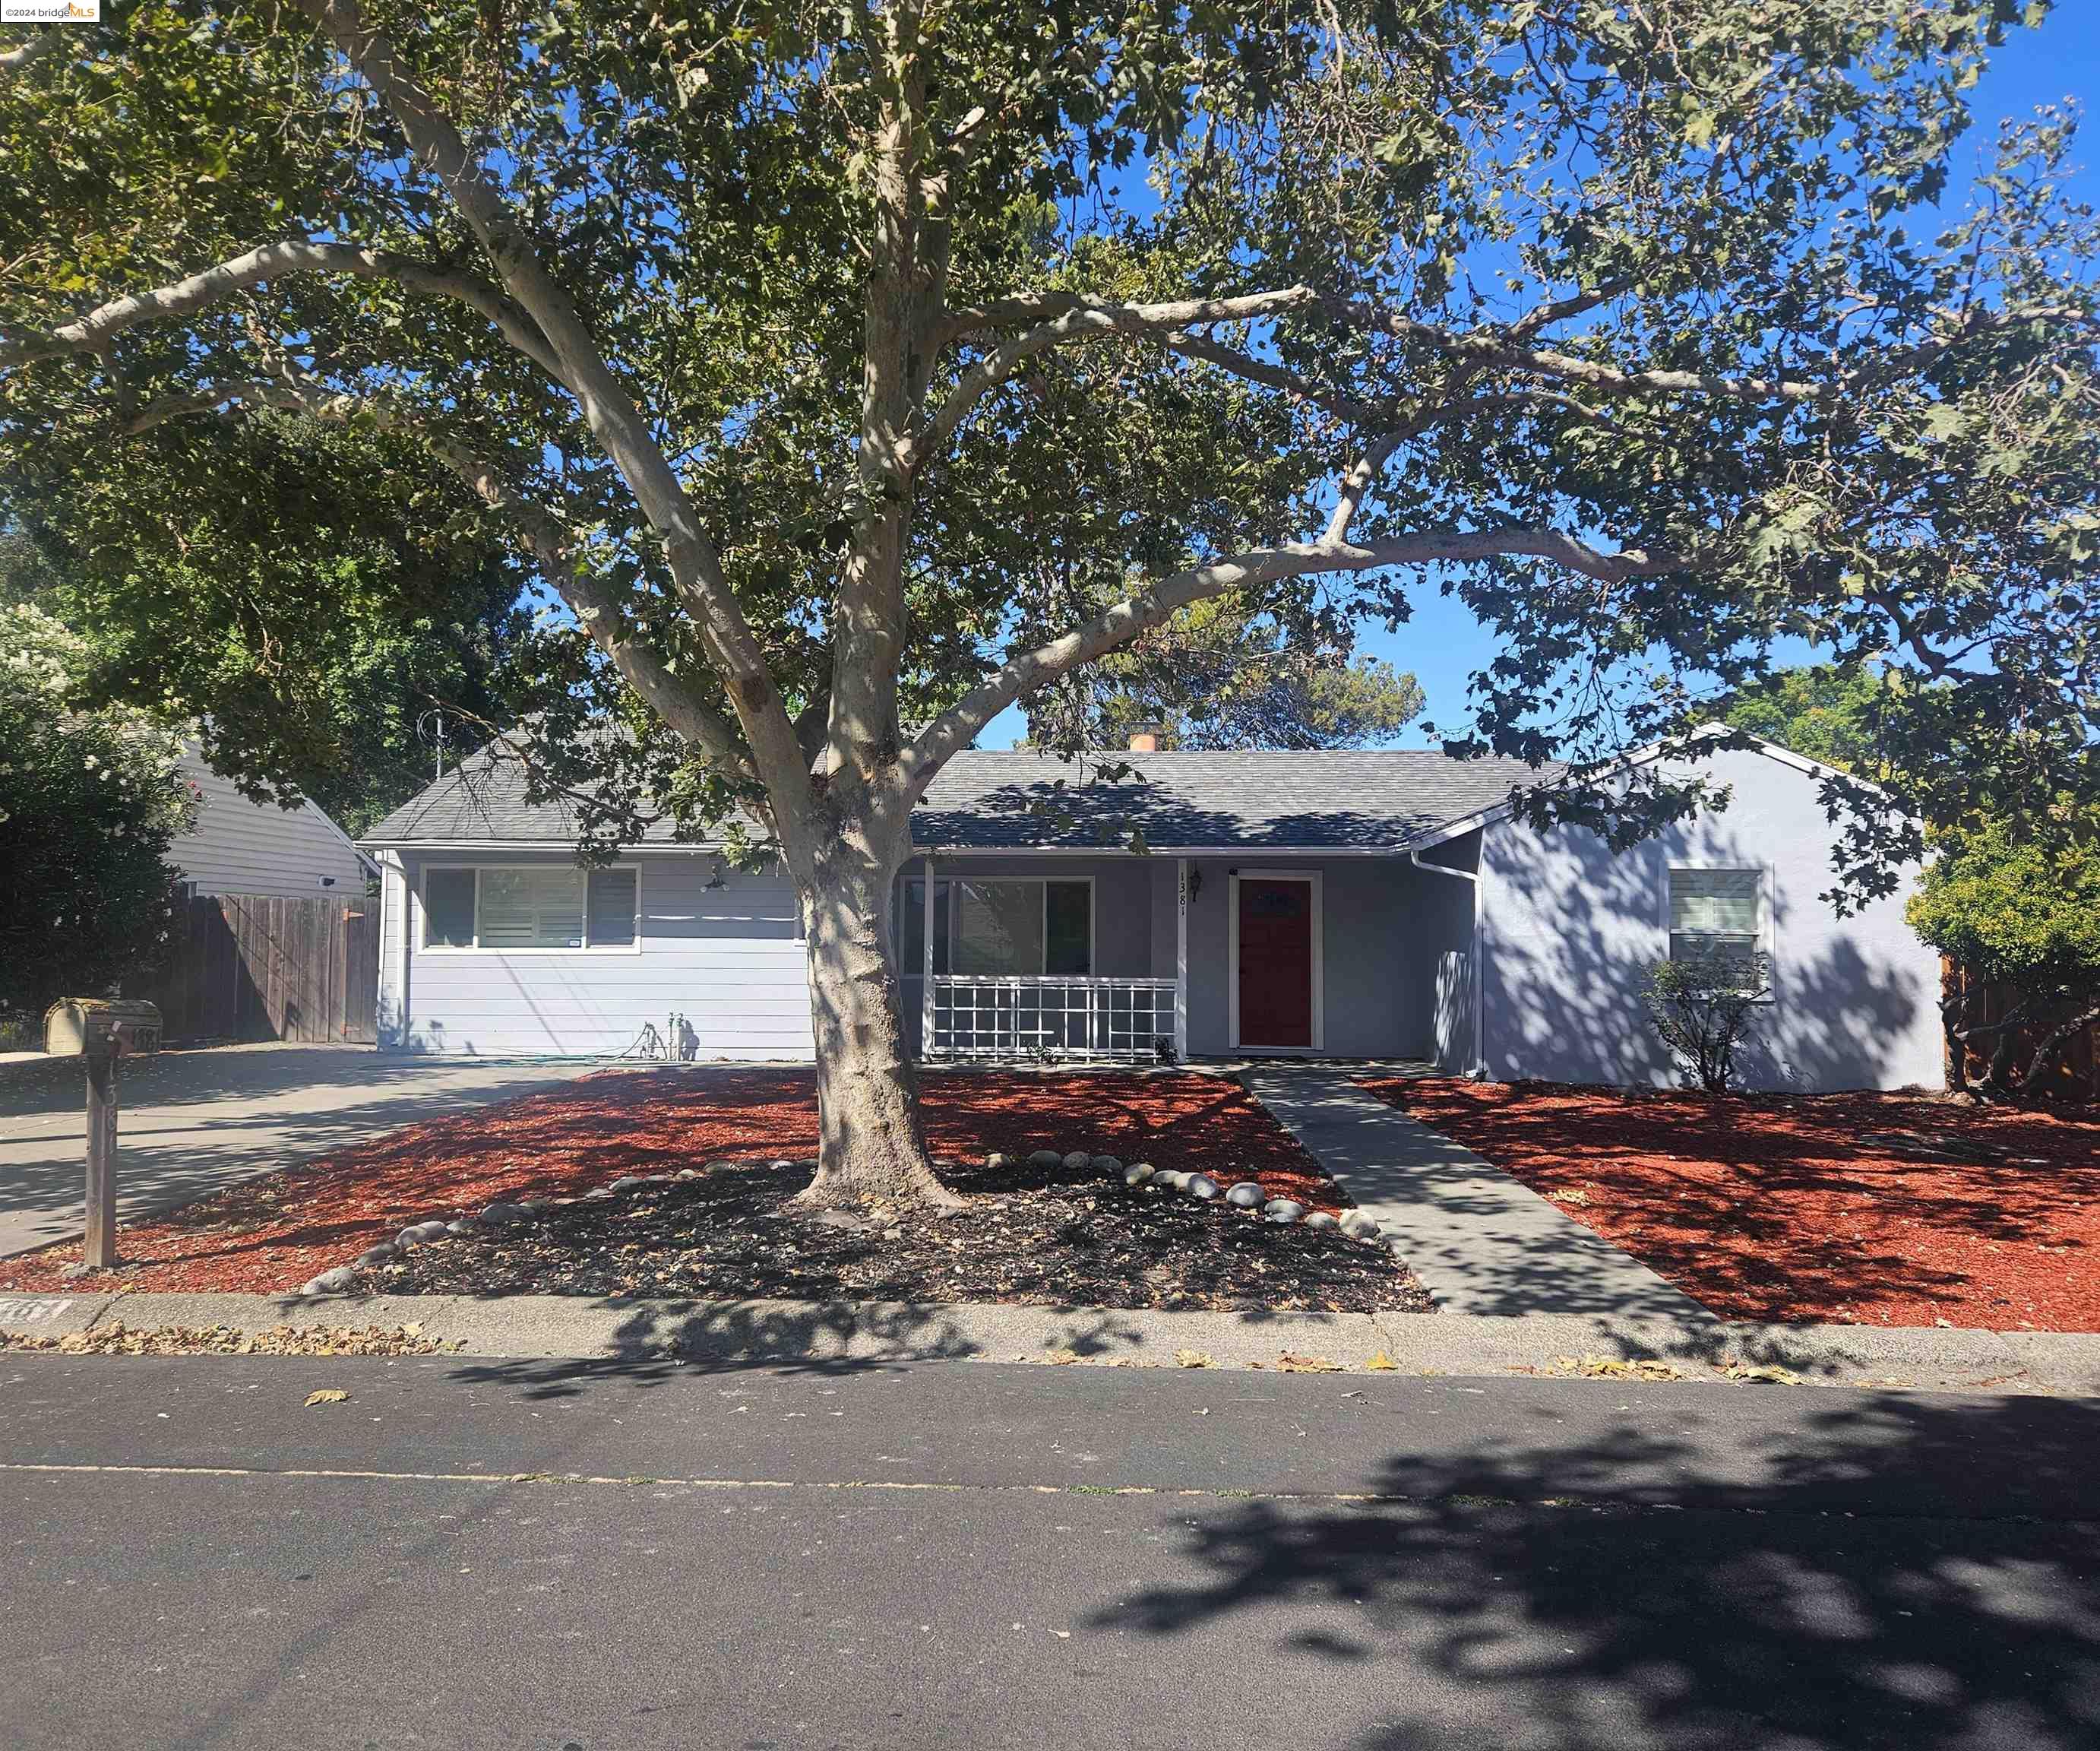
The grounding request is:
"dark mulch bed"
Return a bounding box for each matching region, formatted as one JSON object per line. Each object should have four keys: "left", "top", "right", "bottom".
{"left": 3, "top": 1067, "right": 1425, "bottom": 1313}
{"left": 381, "top": 1152, "right": 1424, "bottom": 1313}
{"left": 1364, "top": 1075, "right": 2100, "bottom": 1331}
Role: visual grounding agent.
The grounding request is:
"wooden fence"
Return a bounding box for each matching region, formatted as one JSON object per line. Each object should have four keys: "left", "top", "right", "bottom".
{"left": 1942, "top": 958, "right": 2100, "bottom": 1102}
{"left": 128, "top": 893, "right": 378, "bottom": 1045}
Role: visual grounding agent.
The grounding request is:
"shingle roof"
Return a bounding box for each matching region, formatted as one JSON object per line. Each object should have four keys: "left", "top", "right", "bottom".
{"left": 358, "top": 739, "right": 703, "bottom": 845}
{"left": 913, "top": 749, "right": 1548, "bottom": 850}
{"left": 362, "top": 742, "right": 1554, "bottom": 853}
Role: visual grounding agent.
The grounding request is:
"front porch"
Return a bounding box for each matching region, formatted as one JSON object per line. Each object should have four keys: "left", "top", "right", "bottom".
{"left": 897, "top": 845, "right": 1482, "bottom": 1067}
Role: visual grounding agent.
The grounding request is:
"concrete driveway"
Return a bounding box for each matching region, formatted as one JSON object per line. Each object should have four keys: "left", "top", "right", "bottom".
{"left": 0, "top": 1044, "right": 600, "bottom": 1260}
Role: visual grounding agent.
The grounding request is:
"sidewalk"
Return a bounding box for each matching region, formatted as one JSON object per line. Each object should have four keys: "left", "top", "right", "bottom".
{"left": 1244, "top": 1067, "right": 1716, "bottom": 1322}
{"left": 6, "top": 1288, "right": 2098, "bottom": 1394}
{"left": 0, "top": 1045, "right": 599, "bottom": 1259}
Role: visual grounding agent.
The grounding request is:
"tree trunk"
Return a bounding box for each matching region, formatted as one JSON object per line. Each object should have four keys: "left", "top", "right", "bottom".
{"left": 2016, "top": 1000, "right": 2100, "bottom": 1100}
{"left": 790, "top": 852, "right": 958, "bottom": 1211}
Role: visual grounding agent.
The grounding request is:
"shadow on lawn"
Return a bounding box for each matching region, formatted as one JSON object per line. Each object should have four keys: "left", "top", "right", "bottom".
{"left": 1371, "top": 1075, "right": 2100, "bottom": 1325}
{"left": 1093, "top": 1388, "right": 2100, "bottom": 1751}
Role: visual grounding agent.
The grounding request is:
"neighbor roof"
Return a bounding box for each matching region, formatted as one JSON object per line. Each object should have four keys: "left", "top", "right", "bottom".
{"left": 362, "top": 742, "right": 1551, "bottom": 853}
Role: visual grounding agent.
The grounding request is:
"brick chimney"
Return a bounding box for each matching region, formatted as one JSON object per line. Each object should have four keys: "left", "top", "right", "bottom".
{"left": 1127, "top": 729, "right": 1160, "bottom": 753}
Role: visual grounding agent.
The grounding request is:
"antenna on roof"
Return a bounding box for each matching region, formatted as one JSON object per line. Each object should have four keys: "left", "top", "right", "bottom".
{"left": 416, "top": 707, "right": 448, "bottom": 782}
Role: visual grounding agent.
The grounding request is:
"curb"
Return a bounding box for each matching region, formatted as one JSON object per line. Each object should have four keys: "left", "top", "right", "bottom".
{"left": 5, "top": 1290, "right": 2099, "bottom": 1394}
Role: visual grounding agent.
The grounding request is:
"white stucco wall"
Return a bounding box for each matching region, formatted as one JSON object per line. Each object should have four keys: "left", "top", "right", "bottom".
{"left": 1476, "top": 746, "right": 1943, "bottom": 1091}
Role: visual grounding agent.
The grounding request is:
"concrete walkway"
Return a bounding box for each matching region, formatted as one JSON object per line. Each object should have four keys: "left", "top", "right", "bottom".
{"left": 1245, "top": 1066, "right": 1716, "bottom": 1323}
{"left": 0, "top": 1044, "right": 603, "bottom": 1260}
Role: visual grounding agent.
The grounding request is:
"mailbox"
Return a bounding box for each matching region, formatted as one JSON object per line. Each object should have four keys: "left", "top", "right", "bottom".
{"left": 43, "top": 999, "right": 163, "bottom": 1058}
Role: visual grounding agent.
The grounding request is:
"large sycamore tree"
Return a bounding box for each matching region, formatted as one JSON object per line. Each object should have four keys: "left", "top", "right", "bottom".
{"left": 2, "top": 1, "right": 2095, "bottom": 1207}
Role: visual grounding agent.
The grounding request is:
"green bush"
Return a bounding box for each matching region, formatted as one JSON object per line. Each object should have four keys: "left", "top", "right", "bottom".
{"left": 1643, "top": 948, "right": 1773, "bottom": 1094}
{"left": 0, "top": 605, "right": 195, "bottom": 1033}
{"left": 1908, "top": 825, "right": 2100, "bottom": 1100}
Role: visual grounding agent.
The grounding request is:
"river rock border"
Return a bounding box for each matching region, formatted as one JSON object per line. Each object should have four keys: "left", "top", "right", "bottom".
{"left": 1017, "top": 1148, "right": 1382, "bottom": 1246}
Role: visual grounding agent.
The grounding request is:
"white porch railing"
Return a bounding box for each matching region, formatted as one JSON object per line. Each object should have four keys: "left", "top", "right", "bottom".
{"left": 927, "top": 974, "right": 1178, "bottom": 1062}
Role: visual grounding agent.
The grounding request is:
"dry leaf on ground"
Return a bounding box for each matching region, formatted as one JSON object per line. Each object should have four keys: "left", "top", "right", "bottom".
{"left": 1175, "top": 1347, "right": 1213, "bottom": 1369}
{"left": 302, "top": 1388, "right": 350, "bottom": 1406}
{"left": 2, "top": 1323, "right": 457, "bottom": 1358}
{"left": 1276, "top": 1351, "right": 1344, "bottom": 1373}
{"left": 1362, "top": 1350, "right": 1398, "bottom": 1371}
{"left": 1721, "top": 1360, "right": 1804, "bottom": 1385}
{"left": 1552, "top": 1353, "right": 1688, "bottom": 1382}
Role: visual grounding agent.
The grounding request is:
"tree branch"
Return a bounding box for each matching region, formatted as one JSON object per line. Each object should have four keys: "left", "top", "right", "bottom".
{"left": 912, "top": 287, "right": 1320, "bottom": 462}
{"left": 1336, "top": 299, "right": 1828, "bottom": 403}
{"left": 120, "top": 377, "right": 757, "bottom": 781}
{"left": 0, "top": 237, "right": 566, "bottom": 378}
{"left": 1504, "top": 281, "right": 1628, "bottom": 340}
{"left": 900, "top": 526, "right": 1693, "bottom": 791}
{"left": 0, "top": 32, "right": 60, "bottom": 74}
{"left": 293, "top": 0, "right": 808, "bottom": 817}
{"left": 1159, "top": 328, "right": 1386, "bottom": 425}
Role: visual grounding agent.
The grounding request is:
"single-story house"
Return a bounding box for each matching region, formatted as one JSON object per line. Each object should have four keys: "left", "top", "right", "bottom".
{"left": 172, "top": 743, "right": 374, "bottom": 898}
{"left": 357, "top": 732, "right": 1944, "bottom": 1091}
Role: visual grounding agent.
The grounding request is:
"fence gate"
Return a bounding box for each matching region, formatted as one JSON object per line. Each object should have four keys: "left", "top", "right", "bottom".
{"left": 128, "top": 893, "right": 379, "bottom": 1045}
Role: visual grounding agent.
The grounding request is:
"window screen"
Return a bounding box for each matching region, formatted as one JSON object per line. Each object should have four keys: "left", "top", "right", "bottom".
{"left": 476, "top": 868, "right": 584, "bottom": 949}
{"left": 900, "top": 879, "right": 1092, "bottom": 976}
{"left": 900, "top": 882, "right": 951, "bottom": 974}
{"left": 425, "top": 869, "right": 477, "bottom": 948}
{"left": 1668, "top": 868, "right": 1763, "bottom": 973}
{"left": 954, "top": 880, "right": 1044, "bottom": 977}
{"left": 1044, "top": 881, "right": 1091, "bottom": 974}
{"left": 587, "top": 867, "right": 637, "bottom": 947}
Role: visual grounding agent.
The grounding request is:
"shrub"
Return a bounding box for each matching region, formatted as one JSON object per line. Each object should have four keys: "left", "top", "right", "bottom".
{"left": 1643, "top": 948, "right": 1773, "bottom": 1094}
{"left": 1908, "top": 824, "right": 2100, "bottom": 1101}
{"left": 0, "top": 605, "right": 195, "bottom": 1033}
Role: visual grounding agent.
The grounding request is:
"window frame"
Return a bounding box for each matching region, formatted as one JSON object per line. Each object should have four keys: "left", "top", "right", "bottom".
{"left": 900, "top": 874, "right": 1097, "bottom": 979}
{"left": 1664, "top": 862, "right": 1774, "bottom": 996}
{"left": 417, "top": 862, "right": 644, "bottom": 955}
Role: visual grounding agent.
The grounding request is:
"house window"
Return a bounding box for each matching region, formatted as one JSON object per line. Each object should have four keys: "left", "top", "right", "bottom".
{"left": 424, "top": 867, "right": 476, "bottom": 948}
{"left": 421, "top": 865, "right": 640, "bottom": 951}
{"left": 586, "top": 868, "right": 638, "bottom": 947}
{"left": 1668, "top": 867, "right": 1766, "bottom": 977}
{"left": 900, "top": 878, "right": 1093, "bottom": 976}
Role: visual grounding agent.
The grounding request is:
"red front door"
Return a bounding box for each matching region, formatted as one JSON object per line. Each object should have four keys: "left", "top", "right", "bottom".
{"left": 1236, "top": 877, "right": 1314, "bottom": 1049}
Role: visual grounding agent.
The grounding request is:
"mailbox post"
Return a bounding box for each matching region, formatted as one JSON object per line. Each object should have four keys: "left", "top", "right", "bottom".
{"left": 84, "top": 1034, "right": 119, "bottom": 1268}
{"left": 43, "top": 1000, "right": 161, "bottom": 1271}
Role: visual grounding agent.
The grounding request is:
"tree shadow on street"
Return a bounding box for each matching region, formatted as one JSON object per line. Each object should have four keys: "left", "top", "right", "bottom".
{"left": 1092, "top": 1389, "right": 2100, "bottom": 1749}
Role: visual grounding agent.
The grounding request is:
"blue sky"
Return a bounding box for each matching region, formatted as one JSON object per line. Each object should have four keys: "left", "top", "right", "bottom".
{"left": 980, "top": 9, "right": 2100, "bottom": 749}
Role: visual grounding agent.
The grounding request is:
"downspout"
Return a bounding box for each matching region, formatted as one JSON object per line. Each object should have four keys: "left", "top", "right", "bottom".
{"left": 1408, "top": 849, "right": 1485, "bottom": 1078}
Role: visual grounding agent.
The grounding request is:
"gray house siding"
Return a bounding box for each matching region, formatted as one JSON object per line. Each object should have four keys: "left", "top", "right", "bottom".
{"left": 170, "top": 747, "right": 371, "bottom": 898}
{"left": 1475, "top": 746, "right": 1943, "bottom": 1091}
{"left": 381, "top": 849, "right": 812, "bottom": 1059}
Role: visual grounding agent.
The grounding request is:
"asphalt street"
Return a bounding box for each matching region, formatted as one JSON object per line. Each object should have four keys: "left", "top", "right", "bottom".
{"left": 3, "top": 1354, "right": 2095, "bottom": 1750}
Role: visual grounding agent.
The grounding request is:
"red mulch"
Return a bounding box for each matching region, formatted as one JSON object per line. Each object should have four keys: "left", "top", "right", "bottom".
{"left": 0, "top": 1067, "right": 1345, "bottom": 1297}
{"left": 1362, "top": 1076, "right": 2100, "bottom": 1331}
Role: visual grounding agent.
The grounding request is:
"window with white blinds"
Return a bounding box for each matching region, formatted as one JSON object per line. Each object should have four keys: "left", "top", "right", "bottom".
{"left": 421, "top": 866, "right": 640, "bottom": 951}
{"left": 476, "top": 868, "right": 585, "bottom": 948}
{"left": 1668, "top": 867, "right": 1765, "bottom": 974}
